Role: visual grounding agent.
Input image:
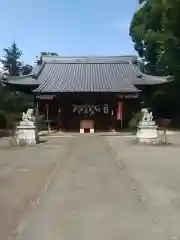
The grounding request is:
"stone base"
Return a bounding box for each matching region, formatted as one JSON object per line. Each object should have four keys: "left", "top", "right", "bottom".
{"left": 80, "top": 128, "right": 94, "bottom": 134}
{"left": 136, "top": 125, "right": 158, "bottom": 145}
{"left": 90, "top": 129, "right": 94, "bottom": 134}
{"left": 137, "top": 138, "right": 158, "bottom": 145}
{"left": 111, "top": 129, "right": 116, "bottom": 132}
{"left": 80, "top": 129, "right": 84, "bottom": 133}
{"left": 14, "top": 125, "right": 38, "bottom": 145}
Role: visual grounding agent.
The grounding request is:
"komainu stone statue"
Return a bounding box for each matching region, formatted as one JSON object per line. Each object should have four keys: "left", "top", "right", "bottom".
{"left": 141, "top": 108, "right": 153, "bottom": 123}
{"left": 13, "top": 109, "right": 38, "bottom": 145}
{"left": 136, "top": 108, "right": 158, "bottom": 144}
{"left": 22, "top": 109, "right": 35, "bottom": 123}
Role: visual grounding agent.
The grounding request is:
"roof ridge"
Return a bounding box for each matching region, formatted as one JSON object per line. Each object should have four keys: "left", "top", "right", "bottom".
{"left": 42, "top": 55, "right": 138, "bottom": 64}
{"left": 45, "top": 61, "right": 132, "bottom": 64}
{"left": 42, "top": 55, "right": 136, "bottom": 58}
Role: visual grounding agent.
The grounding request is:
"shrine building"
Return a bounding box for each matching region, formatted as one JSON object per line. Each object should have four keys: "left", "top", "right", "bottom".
{"left": 4, "top": 55, "right": 168, "bottom": 133}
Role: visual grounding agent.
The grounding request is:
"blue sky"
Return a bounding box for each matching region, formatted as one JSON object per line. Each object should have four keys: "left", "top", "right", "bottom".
{"left": 0, "top": 0, "right": 139, "bottom": 64}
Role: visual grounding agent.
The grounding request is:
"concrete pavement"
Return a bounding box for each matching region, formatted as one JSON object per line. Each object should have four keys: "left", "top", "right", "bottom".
{"left": 15, "top": 136, "right": 164, "bottom": 240}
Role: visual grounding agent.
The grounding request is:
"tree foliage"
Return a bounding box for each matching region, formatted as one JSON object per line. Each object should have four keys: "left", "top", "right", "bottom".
{"left": 0, "top": 87, "right": 34, "bottom": 129}
{"left": 40, "top": 52, "right": 59, "bottom": 56}
{"left": 130, "top": 0, "right": 180, "bottom": 77}
{"left": 2, "top": 42, "right": 23, "bottom": 76}
{"left": 130, "top": 0, "right": 180, "bottom": 120}
{"left": 0, "top": 44, "right": 60, "bottom": 129}
{"left": 36, "top": 52, "right": 59, "bottom": 65}
{"left": 1, "top": 42, "right": 34, "bottom": 76}
{"left": 21, "top": 64, "right": 33, "bottom": 75}
{"left": 0, "top": 42, "right": 34, "bottom": 129}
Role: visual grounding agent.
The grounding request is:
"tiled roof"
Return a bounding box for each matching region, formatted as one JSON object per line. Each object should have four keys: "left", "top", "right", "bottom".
{"left": 3, "top": 74, "right": 40, "bottom": 85}
{"left": 131, "top": 64, "right": 168, "bottom": 85}
{"left": 34, "top": 62, "right": 139, "bottom": 93}
{"left": 141, "top": 74, "right": 168, "bottom": 85}
{"left": 4, "top": 56, "right": 168, "bottom": 93}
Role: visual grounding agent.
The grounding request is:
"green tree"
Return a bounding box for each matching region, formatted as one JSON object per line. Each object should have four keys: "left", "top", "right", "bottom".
{"left": 0, "top": 87, "right": 34, "bottom": 129}
{"left": 130, "top": 0, "right": 180, "bottom": 120}
{"left": 130, "top": 1, "right": 166, "bottom": 75}
{"left": 21, "top": 64, "right": 33, "bottom": 75}
{"left": 2, "top": 42, "right": 23, "bottom": 76}
{"left": 0, "top": 42, "right": 34, "bottom": 129}
{"left": 130, "top": 0, "right": 180, "bottom": 77}
{"left": 36, "top": 52, "right": 59, "bottom": 65}
{"left": 40, "top": 52, "right": 59, "bottom": 56}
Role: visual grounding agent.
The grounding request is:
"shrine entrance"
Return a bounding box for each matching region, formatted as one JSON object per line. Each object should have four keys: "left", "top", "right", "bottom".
{"left": 53, "top": 92, "right": 117, "bottom": 132}
{"left": 61, "top": 103, "right": 113, "bottom": 132}
{"left": 36, "top": 92, "right": 140, "bottom": 132}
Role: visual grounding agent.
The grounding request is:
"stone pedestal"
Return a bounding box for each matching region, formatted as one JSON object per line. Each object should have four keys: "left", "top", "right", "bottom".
{"left": 80, "top": 128, "right": 84, "bottom": 134}
{"left": 90, "top": 128, "right": 94, "bottom": 134}
{"left": 80, "top": 128, "right": 94, "bottom": 134}
{"left": 136, "top": 124, "right": 158, "bottom": 144}
{"left": 15, "top": 123, "right": 38, "bottom": 145}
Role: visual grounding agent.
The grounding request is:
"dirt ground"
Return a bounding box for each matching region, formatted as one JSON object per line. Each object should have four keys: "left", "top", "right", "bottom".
{"left": 1, "top": 132, "right": 180, "bottom": 239}
{"left": 106, "top": 133, "right": 180, "bottom": 239}
{"left": 0, "top": 136, "right": 72, "bottom": 240}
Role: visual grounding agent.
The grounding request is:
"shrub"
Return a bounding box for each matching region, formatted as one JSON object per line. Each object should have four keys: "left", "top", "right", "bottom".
{"left": 128, "top": 112, "right": 142, "bottom": 130}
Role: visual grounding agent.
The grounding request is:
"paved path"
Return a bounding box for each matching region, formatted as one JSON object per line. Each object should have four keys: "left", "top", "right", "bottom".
{"left": 16, "top": 136, "right": 163, "bottom": 240}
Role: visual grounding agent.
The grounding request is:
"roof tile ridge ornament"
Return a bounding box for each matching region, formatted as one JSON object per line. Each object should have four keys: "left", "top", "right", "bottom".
{"left": 128, "top": 58, "right": 142, "bottom": 78}
{"left": 139, "top": 68, "right": 171, "bottom": 83}
{"left": 131, "top": 59, "right": 170, "bottom": 83}
{"left": 31, "top": 60, "right": 46, "bottom": 80}
{"left": 130, "top": 57, "right": 169, "bottom": 80}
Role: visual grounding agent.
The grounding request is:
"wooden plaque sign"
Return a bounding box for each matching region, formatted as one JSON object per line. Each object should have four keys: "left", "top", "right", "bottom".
{"left": 117, "top": 93, "right": 139, "bottom": 99}
{"left": 80, "top": 120, "right": 94, "bottom": 129}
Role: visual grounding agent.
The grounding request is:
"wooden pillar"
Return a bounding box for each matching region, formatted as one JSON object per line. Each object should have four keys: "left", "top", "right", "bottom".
{"left": 121, "top": 100, "right": 123, "bottom": 129}
{"left": 35, "top": 100, "right": 40, "bottom": 142}
{"left": 46, "top": 103, "right": 51, "bottom": 132}
{"left": 111, "top": 109, "right": 116, "bottom": 132}
{"left": 35, "top": 100, "right": 39, "bottom": 128}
